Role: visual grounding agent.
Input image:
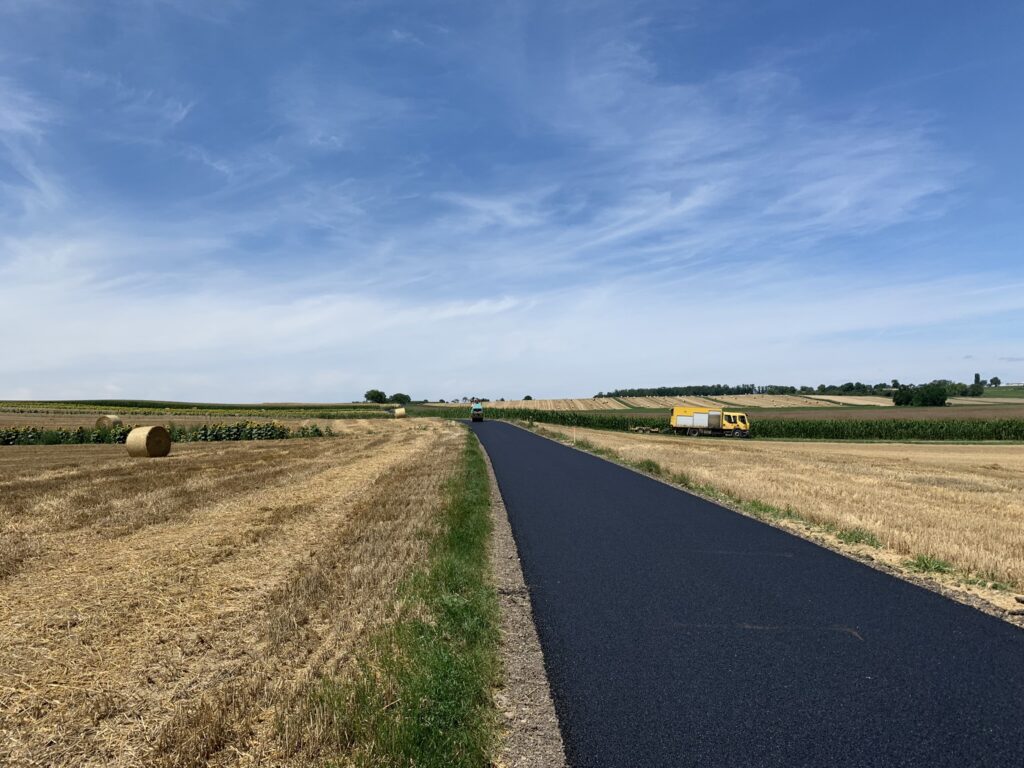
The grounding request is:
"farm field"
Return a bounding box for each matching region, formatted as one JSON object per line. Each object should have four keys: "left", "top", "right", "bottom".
{"left": 616, "top": 396, "right": 724, "bottom": 409}
{"left": 0, "top": 419, "right": 463, "bottom": 766}
{"left": 0, "top": 411, "right": 287, "bottom": 430}
{"left": 751, "top": 404, "right": 1024, "bottom": 421}
{"left": 535, "top": 424, "right": 1024, "bottom": 599}
{"left": 709, "top": 394, "right": 841, "bottom": 408}
{"left": 0, "top": 410, "right": 385, "bottom": 433}
{"left": 434, "top": 397, "right": 628, "bottom": 411}
{"left": 949, "top": 396, "right": 1024, "bottom": 405}
{"left": 805, "top": 395, "right": 895, "bottom": 406}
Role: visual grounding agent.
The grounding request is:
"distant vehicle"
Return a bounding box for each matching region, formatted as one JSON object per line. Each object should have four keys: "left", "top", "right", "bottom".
{"left": 471, "top": 403, "right": 484, "bottom": 422}
{"left": 670, "top": 407, "right": 749, "bottom": 437}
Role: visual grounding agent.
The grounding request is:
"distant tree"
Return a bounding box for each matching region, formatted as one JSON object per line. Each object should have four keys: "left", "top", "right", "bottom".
{"left": 893, "top": 382, "right": 949, "bottom": 407}
{"left": 438, "top": 399, "right": 446, "bottom": 403}
{"left": 523, "top": 395, "right": 533, "bottom": 400}
{"left": 990, "top": 376, "right": 1002, "bottom": 387}
{"left": 891, "top": 379, "right": 901, "bottom": 389}
{"left": 917, "top": 382, "right": 950, "bottom": 406}
{"left": 974, "top": 372, "right": 982, "bottom": 386}
{"left": 364, "top": 389, "right": 386, "bottom": 404}
{"left": 892, "top": 387, "right": 914, "bottom": 406}
{"left": 389, "top": 392, "right": 412, "bottom": 405}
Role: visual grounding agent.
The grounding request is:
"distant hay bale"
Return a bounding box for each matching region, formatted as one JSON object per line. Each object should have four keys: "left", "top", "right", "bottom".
{"left": 125, "top": 426, "right": 172, "bottom": 458}
{"left": 393, "top": 408, "right": 407, "bottom": 419}
{"left": 96, "top": 415, "right": 123, "bottom": 429}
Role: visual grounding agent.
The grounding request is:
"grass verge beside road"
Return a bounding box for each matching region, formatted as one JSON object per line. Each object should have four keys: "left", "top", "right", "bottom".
{"left": 310, "top": 429, "right": 500, "bottom": 768}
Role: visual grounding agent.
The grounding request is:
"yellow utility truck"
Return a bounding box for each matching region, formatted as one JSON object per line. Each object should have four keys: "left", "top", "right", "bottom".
{"left": 670, "top": 407, "right": 749, "bottom": 437}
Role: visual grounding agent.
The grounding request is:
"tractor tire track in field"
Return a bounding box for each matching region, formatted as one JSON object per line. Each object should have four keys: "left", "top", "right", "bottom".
{"left": 471, "top": 421, "right": 1024, "bottom": 768}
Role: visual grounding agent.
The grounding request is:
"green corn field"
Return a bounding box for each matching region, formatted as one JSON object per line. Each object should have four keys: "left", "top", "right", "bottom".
{"left": 0, "top": 421, "right": 333, "bottom": 446}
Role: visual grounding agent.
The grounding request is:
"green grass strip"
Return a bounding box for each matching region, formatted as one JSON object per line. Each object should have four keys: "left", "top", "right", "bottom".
{"left": 314, "top": 430, "right": 500, "bottom": 768}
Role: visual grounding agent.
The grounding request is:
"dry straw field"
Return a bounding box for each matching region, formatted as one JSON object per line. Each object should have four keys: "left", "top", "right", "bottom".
{"left": 0, "top": 419, "right": 463, "bottom": 767}
{"left": 538, "top": 425, "right": 1024, "bottom": 596}
{"left": 806, "top": 395, "right": 895, "bottom": 407}
{"left": 710, "top": 394, "right": 840, "bottom": 408}
{"left": 436, "top": 398, "right": 627, "bottom": 411}
{"left": 616, "top": 396, "right": 724, "bottom": 409}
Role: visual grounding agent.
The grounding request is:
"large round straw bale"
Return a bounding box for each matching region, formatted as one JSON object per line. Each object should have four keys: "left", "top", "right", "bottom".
{"left": 393, "top": 407, "right": 407, "bottom": 419}
{"left": 96, "top": 414, "right": 123, "bottom": 429}
{"left": 125, "top": 426, "right": 172, "bottom": 458}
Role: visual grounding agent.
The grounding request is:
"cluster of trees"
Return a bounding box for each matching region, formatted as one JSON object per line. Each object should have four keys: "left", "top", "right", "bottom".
{"left": 599, "top": 375, "right": 1002, "bottom": 403}
{"left": 364, "top": 389, "right": 412, "bottom": 405}
{"left": 892, "top": 382, "right": 950, "bottom": 407}
{"left": 891, "top": 374, "right": 1001, "bottom": 406}
{"left": 597, "top": 385, "right": 759, "bottom": 397}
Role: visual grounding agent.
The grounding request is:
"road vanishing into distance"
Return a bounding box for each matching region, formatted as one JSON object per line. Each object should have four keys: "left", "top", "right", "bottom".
{"left": 471, "top": 421, "right": 1024, "bottom": 768}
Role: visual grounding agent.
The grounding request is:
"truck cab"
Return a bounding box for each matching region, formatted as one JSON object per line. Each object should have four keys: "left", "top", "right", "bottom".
{"left": 722, "top": 411, "right": 749, "bottom": 436}
{"left": 471, "top": 403, "right": 484, "bottom": 422}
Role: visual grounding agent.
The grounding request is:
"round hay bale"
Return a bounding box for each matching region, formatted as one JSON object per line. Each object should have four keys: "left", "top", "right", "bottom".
{"left": 393, "top": 407, "right": 407, "bottom": 419}
{"left": 125, "top": 426, "right": 172, "bottom": 458}
{"left": 96, "top": 414, "right": 123, "bottom": 429}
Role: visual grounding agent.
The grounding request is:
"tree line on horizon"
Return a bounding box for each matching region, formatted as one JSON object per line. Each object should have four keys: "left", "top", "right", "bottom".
{"left": 597, "top": 374, "right": 1003, "bottom": 405}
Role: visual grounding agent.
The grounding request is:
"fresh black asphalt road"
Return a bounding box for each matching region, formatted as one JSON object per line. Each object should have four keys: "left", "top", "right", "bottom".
{"left": 471, "top": 421, "right": 1024, "bottom": 768}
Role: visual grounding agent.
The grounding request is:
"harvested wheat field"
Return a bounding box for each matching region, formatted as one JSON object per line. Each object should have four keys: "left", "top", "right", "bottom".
{"left": 806, "top": 395, "right": 895, "bottom": 407}
{"left": 459, "top": 398, "right": 627, "bottom": 411}
{"left": 617, "top": 396, "right": 725, "bottom": 409}
{"left": 537, "top": 425, "right": 1024, "bottom": 593}
{"left": 711, "top": 394, "right": 840, "bottom": 408}
{"left": 0, "top": 419, "right": 464, "bottom": 767}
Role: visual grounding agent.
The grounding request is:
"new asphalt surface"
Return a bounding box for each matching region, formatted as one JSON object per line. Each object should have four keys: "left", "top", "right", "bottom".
{"left": 471, "top": 421, "right": 1024, "bottom": 768}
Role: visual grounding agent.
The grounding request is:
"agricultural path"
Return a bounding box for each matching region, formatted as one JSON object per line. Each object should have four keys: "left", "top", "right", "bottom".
{"left": 470, "top": 421, "right": 1024, "bottom": 768}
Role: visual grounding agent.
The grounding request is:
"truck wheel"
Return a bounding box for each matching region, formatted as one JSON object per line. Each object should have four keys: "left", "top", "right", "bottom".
{"left": 732, "top": 429, "right": 742, "bottom": 437}
{"left": 686, "top": 428, "right": 698, "bottom": 437}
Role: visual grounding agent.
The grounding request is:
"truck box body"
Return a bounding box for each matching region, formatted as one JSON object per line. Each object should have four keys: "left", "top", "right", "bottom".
{"left": 670, "top": 407, "right": 749, "bottom": 437}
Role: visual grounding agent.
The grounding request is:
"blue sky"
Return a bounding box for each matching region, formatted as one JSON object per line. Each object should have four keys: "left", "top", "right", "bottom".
{"left": 1, "top": 0, "right": 1022, "bottom": 401}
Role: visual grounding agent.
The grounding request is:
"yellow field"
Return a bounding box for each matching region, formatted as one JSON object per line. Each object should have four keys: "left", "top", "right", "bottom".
{"left": 617, "top": 396, "right": 724, "bottom": 409}
{"left": 433, "top": 398, "right": 628, "bottom": 411}
{"left": 0, "top": 419, "right": 462, "bottom": 766}
{"left": 537, "top": 425, "right": 1024, "bottom": 596}
{"left": 806, "top": 395, "right": 895, "bottom": 407}
{"left": 711, "top": 394, "right": 840, "bottom": 408}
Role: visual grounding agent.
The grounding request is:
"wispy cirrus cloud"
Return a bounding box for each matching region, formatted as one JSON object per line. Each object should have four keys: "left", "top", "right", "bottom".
{"left": 0, "top": 0, "right": 1020, "bottom": 398}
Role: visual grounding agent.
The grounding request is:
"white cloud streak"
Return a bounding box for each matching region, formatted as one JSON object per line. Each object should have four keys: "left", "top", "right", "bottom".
{"left": 0, "top": 1, "right": 1017, "bottom": 399}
